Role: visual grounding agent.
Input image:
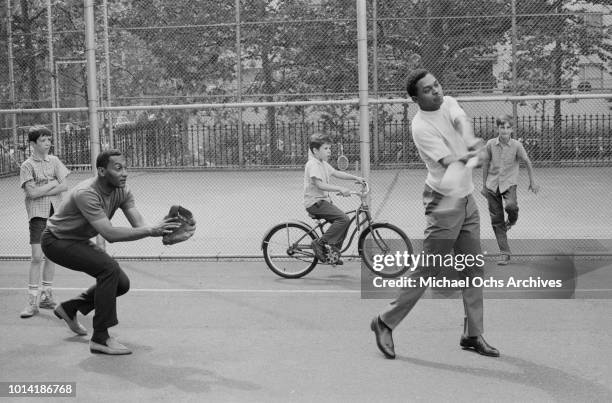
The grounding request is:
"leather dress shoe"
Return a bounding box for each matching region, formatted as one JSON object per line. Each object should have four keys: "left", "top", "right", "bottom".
{"left": 90, "top": 337, "right": 132, "bottom": 355}
{"left": 370, "top": 316, "right": 395, "bottom": 359}
{"left": 460, "top": 335, "right": 500, "bottom": 357}
{"left": 54, "top": 304, "right": 87, "bottom": 336}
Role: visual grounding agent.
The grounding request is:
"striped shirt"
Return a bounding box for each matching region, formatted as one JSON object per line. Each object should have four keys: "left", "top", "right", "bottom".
{"left": 484, "top": 137, "right": 528, "bottom": 193}
{"left": 20, "top": 155, "right": 70, "bottom": 220}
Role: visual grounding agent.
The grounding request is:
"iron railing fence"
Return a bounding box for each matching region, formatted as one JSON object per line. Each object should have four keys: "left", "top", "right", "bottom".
{"left": 2, "top": 113, "right": 611, "bottom": 175}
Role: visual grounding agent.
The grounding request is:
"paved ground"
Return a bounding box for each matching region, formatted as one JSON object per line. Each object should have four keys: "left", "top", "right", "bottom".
{"left": 2, "top": 259, "right": 611, "bottom": 402}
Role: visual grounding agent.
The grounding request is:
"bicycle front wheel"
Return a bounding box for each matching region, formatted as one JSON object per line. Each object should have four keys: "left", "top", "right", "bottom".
{"left": 262, "top": 222, "right": 318, "bottom": 279}
{"left": 358, "top": 223, "right": 413, "bottom": 278}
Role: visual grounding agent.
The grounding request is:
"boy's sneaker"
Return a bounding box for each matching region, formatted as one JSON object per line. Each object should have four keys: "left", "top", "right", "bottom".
{"left": 39, "top": 290, "right": 57, "bottom": 309}
{"left": 311, "top": 240, "right": 327, "bottom": 261}
{"left": 497, "top": 254, "right": 510, "bottom": 266}
{"left": 330, "top": 245, "right": 344, "bottom": 265}
{"left": 20, "top": 294, "right": 39, "bottom": 318}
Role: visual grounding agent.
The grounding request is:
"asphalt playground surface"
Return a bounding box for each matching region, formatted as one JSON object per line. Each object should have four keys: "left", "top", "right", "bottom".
{"left": 2, "top": 258, "right": 612, "bottom": 402}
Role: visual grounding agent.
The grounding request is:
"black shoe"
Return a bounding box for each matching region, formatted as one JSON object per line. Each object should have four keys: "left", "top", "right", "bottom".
{"left": 311, "top": 240, "right": 327, "bottom": 261}
{"left": 370, "top": 316, "right": 395, "bottom": 359}
{"left": 460, "top": 335, "right": 500, "bottom": 357}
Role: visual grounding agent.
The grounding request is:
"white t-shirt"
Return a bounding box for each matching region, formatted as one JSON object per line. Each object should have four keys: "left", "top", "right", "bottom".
{"left": 412, "top": 96, "right": 474, "bottom": 197}
{"left": 303, "top": 157, "right": 336, "bottom": 208}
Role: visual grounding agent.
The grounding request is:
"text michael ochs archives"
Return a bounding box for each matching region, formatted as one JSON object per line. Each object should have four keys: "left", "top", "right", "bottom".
{"left": 372, "top": 276, "right": 563, "bottom": 289}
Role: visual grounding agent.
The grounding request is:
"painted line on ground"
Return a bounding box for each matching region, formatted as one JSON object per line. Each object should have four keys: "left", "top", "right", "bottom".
{"left": 0, "top": 287, "right": 360, "bottom": 293}
{"left": 1, "top": 287, "right": 611, "bottom": 296}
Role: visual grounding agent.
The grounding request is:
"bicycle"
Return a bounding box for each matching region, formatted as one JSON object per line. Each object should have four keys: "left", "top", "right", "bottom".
{"left": 261, "top": 182, "right": 413, "bottom": 279}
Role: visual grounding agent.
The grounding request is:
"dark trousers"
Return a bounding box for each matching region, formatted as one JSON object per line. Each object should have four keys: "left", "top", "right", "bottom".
{"left": 306, "top": 200, "right": 350, "bottom": 248}
{"left": 40, "top": 229, "right": 130, "bottom": 334}
{"left": 380, "top": 185, "right": 484, "bottom": 337}
{"left": 486, "top": 185, "right": 518, "bottom": 255}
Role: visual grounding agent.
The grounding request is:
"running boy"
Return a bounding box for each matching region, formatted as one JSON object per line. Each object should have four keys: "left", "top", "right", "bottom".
{"left": 481, "top": 114, "right": 540, "bottom": 265}
{"left": 19, "top": 126, "right": 70, "bottom": 318}
{"left": 304, "top": 134, "right": 364, "bottom": 263}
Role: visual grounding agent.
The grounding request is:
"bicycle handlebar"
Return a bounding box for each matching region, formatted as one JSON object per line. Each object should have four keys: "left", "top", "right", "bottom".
{"left": 335, "top": 181, "right": 370, "bottom": 197}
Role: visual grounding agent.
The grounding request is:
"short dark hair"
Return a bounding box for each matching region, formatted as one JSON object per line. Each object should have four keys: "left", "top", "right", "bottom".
{"left": 309, "top": 133, "right": 332, "bottom": 153}
{"left": 96, "top": 149, "right": 123, "bottom": 169}
{"left": 405, "top": 69, "right": 430, "bottom": 98}
{"left": 28, "top": 126, "right": 52, "bottom": 143}
{"left": 496, "top": 114, "right": 513, "bottom": 127}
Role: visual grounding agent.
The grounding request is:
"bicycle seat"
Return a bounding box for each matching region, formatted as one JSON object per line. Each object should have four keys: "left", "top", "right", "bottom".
{"left": 308, "top": 212, "right": 319, "bottom": 219}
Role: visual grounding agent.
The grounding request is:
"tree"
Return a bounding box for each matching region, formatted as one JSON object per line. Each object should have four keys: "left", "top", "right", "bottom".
{"left": 11, "top": 0, "right": 47, "bottom": 108}
{"left": 115, "top": 0, "right": 236, "bottom": 101}
{"left": 375, "top": 0, "right": 510, "bottom": 95}
{"left": 505, "top": 0, "right": 609, "bottom": 158}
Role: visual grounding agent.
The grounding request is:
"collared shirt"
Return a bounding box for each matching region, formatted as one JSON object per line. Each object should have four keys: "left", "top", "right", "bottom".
{"left": 303, "top": 157, "right": 336, "bottom": 208}
{"left": 46, "top": 177, "right": 135, "bottom": 240}
{"left": 412, "top": 96, "right": 474, "bottom": 197}
{"left": 484, "top": 137, "right": 528, "bottom": 193}
{"left": 20, "top": 154, "right": 70, "bottom": 220}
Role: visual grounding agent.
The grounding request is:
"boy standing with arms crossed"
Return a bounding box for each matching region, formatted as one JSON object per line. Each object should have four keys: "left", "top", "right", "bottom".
{"left": 19, "top": 126, "right": 70, "bottom": 318}
{"left": 481, "top": 114, "right": 539, "bottom": 265}
{"left": 304, "top": 134, "right": 364, "bottom": 263}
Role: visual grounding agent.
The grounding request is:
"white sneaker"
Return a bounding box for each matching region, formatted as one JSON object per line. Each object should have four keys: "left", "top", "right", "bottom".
{"left": 39, "top": 290, "right": 57, "bottom": 309}
{"left": 20, "top": 294, "right": 39, "bottom": 318}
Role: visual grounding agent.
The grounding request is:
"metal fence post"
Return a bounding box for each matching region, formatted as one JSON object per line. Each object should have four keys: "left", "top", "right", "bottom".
{"left": 511, "top": 0, "right": 518, "bottom": 127}
{"left": 235, "top": 0, "right": 244, "bottom": 167}
{"left": 84, "top": 0, "right": 103, "bottom": 249}
{"left": 102, "top": 0, "right": 114, "bottom": 149}
{"left": 356, "top": 0, "right": 370, "bottom": 185}
{"left": 6, "top": 0, "right": 18, "bottom": 145}
{"left": 46, "top": 0, "right": 59, "bottom": 150}
{"left": 372, "top": 0, "right": 379, "bottom": 165}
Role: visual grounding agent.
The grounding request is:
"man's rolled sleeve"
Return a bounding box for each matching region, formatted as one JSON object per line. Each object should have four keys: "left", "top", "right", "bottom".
{"left": 74, "top": 190, "right": 107, "bottom": 223}
{"left": 120, "top": 189, "right": 136, "bottom": 211}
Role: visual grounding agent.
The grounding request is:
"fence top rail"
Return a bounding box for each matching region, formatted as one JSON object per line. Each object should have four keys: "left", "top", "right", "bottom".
{"left": 1, "top": 93, "right": 612, "bottom": 114}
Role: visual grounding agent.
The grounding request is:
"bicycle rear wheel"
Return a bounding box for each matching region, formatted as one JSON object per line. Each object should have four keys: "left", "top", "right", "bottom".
{"left": 359, "top": 223, "right": 413, "bottom": 278}
{"left": 262, "top": 222, "right": 318, "bottom": 278}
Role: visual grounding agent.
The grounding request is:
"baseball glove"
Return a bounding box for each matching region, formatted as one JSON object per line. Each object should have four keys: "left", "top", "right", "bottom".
{"left": 162, "top": 205, "right": 196, "bottom": 245}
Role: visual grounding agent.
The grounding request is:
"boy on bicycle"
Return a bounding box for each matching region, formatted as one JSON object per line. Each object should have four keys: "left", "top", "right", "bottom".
{"left": 304, "top": 133, "right": 364, "bottom": 263}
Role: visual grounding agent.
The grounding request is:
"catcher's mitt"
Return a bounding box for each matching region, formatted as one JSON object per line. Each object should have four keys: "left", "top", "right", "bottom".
{"left": 162, "top": 205, "right": 196, "bottom": 245}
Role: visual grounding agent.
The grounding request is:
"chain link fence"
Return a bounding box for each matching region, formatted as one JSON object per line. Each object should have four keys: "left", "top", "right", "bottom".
{"left": 1, "top": 0, "right": 611, "bottom": 257}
